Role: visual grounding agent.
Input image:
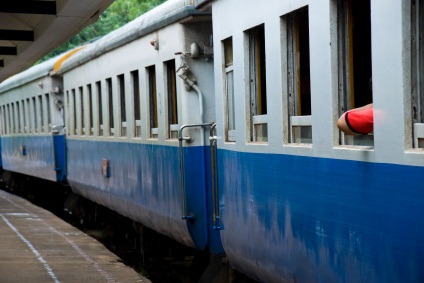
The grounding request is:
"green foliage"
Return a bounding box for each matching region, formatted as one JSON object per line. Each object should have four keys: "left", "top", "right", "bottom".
{"left": 40, "top": 0, "right": 167, "bottom": 61}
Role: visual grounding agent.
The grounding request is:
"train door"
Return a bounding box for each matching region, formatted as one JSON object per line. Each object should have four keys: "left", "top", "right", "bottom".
{"left": 50, "top": 76, "right": 67, "bottom": 182}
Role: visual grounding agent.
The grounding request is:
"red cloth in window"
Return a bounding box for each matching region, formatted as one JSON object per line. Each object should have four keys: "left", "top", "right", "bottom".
{"left": 345, "top": 108, "right": 374, "bottom": 135}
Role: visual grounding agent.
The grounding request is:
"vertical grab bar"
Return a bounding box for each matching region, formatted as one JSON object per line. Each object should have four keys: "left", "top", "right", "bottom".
{"left": 178, "top": 122, "right": 215, "bottom": 220}
{"left": 209, "top": 123, "right": 222, "bottom": 230}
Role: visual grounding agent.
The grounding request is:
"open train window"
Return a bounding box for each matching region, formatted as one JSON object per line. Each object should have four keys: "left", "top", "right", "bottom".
{"left": 337, "top": 0, "right": 373, "bottom": 146}
{"left": 65, "top": 90, "right": 71, "bottom": 136}
{"left": 131, "top": 70, "right": 141, "bottom": 138}
{"left": 412, "top": 0, "right": 424, "bottom": 149}
{"left": 246, "top": 24, "right": 267, "bottom": 143}
{"left": 285, "top": 7, "right": 312, "bottom": 144}
{"left": 21, "top": 100, "right": 27, "bottom": 133}
{"left": 147, "top": 65, "right": 158, "bottom": 139}
{"left": 71, "top": 89, "right": 76, "bottom": 136}
{"left": 16, "top": 101, "right": 21, "bottom": 134}
{"left": 96, "top": 81, "right": 103, "bottom": 137}
{"left": 79, "top": 86, "right": 84, "bottom": 136}
{"left": 0, "top": 106, "right": 3, "bottom": 135}
{"left": 223, "top": 37, "right": 236, "bottom": 142}
{"left": 16, "top": 102, "right": 20, "bottom": 134}
{"left": 38, "top": 95, "right": 43, "bottom": 133}
{"left": 11, "top": 103, "right": 15, "bottom": 134}
{"left": 118, "top": 74, "right": 127, "bottom": 137}
{"left": 165, "top": 60, "right": 178, "bottom": 140}
{"left": 106, "top": 78, "right": 114, "bottom": 136}
{"left": 44, "top": 93, "right": 52, "bottom": 133}
{"left": 27, "top": 98, "right": 32, "bottom": 134}
{"left": 4, "top": 105, "right": 8, "bottom": 134}
{"left": 6, "top": 104, "right": 10, "bottom": 134}
{"left": 33, "top": 97, "right": 39, "bottom": 134}
{"left": 1, "top": 106, "right": 5, "bottom": 135}
{"left": 87, "top": 84, "right": 93, "bottom": 136}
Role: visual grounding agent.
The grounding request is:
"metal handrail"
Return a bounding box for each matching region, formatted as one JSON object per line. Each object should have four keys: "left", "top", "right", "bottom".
{"left": 178, "top": 122, "right": 215, "bottom": 220}
{"left": 209, "top": 123, "right": 221, "bottom": 229}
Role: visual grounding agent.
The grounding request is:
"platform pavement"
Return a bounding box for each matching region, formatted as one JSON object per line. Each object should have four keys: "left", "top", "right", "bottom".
{"left": 0, "top": 189, "right": 151, "bottom": 283}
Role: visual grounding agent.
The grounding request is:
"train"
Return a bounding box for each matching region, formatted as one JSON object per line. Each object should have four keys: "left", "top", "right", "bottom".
{"left": 0, "top": 0, "right": 423, "bottom": 282}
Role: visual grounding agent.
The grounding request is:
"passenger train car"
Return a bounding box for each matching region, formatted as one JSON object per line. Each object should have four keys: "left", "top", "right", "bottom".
{"left": 0, "top": 55, "right": 68, "bottom": 182}
{"left": 211, "top": 0, "right": 424, "bottom": 282}
{"left": 55, "top": 0, "right": 219, "bottom": 252}
{"left": 0, "top": 0, "right": 423, "bottom": 282}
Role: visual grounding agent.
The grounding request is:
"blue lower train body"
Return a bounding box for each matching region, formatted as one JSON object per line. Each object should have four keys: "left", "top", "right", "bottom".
{"left": 0, "top": 135, "right": 66, "bottom": 182}
{"left": 218, "top": 149, "right": 424, "bottom": 283}
{"left": 65, "top": 139, "right": 222, "bottom": 253}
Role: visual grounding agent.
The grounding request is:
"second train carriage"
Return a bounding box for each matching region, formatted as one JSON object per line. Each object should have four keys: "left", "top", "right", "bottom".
{"left": 55, "top": 0, "right": 222, "bottom": 252}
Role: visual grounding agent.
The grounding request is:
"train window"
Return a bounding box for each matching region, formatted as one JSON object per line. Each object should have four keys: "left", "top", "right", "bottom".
{"left": 79, "top": 86, "right": 84, "bottom": 136}
{"left": 0, "top": 106, "right": 3, "bottom": 135}
{"left": 33, "top": 97, "right": 39, "bottom": 134}
{"left": 6, "top": 104, "right": 10, "bottom": 134}
{"left": 107, "top": 78, "right": 114, "bottom": 136}
{"left": 412, "top": 0, "right": 424, "bottom": 149}
{"left": 4, "top": 105, "right": 8, "bottom": 134}
{"left": 38, "top": 96, "right": 43, "bottom": 133}
{"left": 45, "top": 93, "right": 51, "bottom": 133}
{"left": 71, "top": 89, "right": 77, "bottom": 135}
{"left": 2, "top": 106, "right": 6, "bottom": 135}
{"left": 21, "top": 100, "right": 27, "bottom": 133}
{"left": 27, "top": 98, "right": 32, "bottom": 134}
{"left": 337, "top": 0, "right": 373, "bottom": 146}
{"left": 16, "top": 101, "right": 22, "bottom": 134}
{"left": 16, "top": 102, "right": 20, "bottom": 134}
{"left": 65, "top": 91, "right": 69, "bottom": 135}
{"left": 246, "top": 24, "right": 268, "bottom": 143}
{"left": 70, "top": 89, "right": 77, "bottom": 135}
{"left": 223, "top": 37, "right": 236, "bottom": 142}
{"left": 11, "top": 103, "right": 16, "bottom": 134}
{"left": 285, "top": 7, "right": 312, "bottom": 144}
{"left": 131, "top": 70, "right": 141, "bottom": 138}
{"left": 147, "top": 65, "right": 158, "bottom": 139}
{"left": 87, "top": 84, "right": 93, "bottom": 136}
{"left": 118, "top": 74, "right": 127, "bottom": 137}
{"left": 165, "top": 60, "right": 178, "bottom": 140}
{"left": 96, "top": 81, "right": 103, "bottom": 137}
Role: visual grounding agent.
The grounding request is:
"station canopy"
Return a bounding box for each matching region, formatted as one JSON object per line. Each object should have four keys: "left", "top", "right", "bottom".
{"left": 0, "top": 0, "right": 116, "bottom": 83}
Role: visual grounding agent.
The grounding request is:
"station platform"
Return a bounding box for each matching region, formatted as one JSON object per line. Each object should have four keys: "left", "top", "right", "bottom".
{"left": 0, "top": 189, "right": 150, "bottom": 283}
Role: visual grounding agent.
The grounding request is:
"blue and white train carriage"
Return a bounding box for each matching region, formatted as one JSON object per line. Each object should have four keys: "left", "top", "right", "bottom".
{"left": 0, "top": 54, "right": 70, "bottom": 182}
{"left": 55, "top": 0, "right": 221, "bottom": 252}
{"left": 210, "top": 0, "right": 424, "bottom": 282}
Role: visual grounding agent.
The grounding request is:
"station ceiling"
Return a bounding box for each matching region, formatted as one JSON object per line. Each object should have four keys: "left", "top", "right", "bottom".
{"left": 0, "top": 0, "right": 116, "bottom": 83}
